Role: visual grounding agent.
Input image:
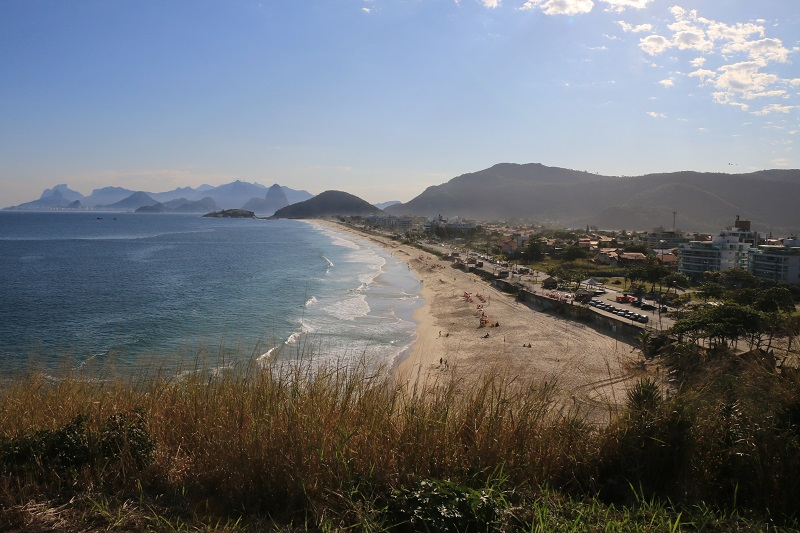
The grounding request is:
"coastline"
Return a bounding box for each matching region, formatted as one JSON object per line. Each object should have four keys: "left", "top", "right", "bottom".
{"left": 317, "top": 219, "right": 644, "bottom": 420}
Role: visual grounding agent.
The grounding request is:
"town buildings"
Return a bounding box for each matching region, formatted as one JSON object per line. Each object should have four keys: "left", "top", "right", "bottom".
{"left": 749, "top": 238, "right": 800, "bottom": 284}
{"left": 678, "top": 218, "right": 758, "bottom": 279}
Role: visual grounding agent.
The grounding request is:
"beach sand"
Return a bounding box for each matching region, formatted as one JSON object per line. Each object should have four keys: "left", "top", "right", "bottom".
{"left": 322, "top": 221, "right": 646, "bottom": 422}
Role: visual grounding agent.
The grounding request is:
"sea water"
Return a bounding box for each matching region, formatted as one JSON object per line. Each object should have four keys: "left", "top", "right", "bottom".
{"left": 0, "top": 211, "right": 422, "bottom": 375}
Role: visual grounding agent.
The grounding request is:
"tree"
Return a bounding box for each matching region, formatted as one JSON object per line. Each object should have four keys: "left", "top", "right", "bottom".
{"left": 524, "top": 240, "right": 546, "bottom": 262}
{"left": 671, "top": 303, "right": 765, "bottom": 349}
{"left": 561, "top": 246, "right": 589, "bottom": 261}
{"left": 662, "top": 272, "right": 690, "bottom": 294}
{"left": 697, "top": 282, "right": 725, "bottom": 302}
{"left": 718, "top": 268, "right": 760, "bottom": 289}
{"left": 623, "top": 243, "right": 649, "bottom": 254}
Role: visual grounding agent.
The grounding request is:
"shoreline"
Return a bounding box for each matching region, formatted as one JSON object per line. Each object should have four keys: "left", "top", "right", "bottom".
{"left": 318, "top": 220, "right": 645, "bottom": 421}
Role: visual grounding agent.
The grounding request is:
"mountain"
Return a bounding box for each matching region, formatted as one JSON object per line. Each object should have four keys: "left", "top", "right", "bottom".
{"left": 135, "top": 204, "right": 169, "bottom": 214}
{"left": 386, "top": 163, "right": 800, "bottom": 234}
{"left": 7, "top": 181, "right": 315, "bottom": 211}
{"left": 172, "top": 197, "right": 218, "bottom": 213}
{"left": 85, "top": 186, "right": 136, "bottom": 206}
{"left": 41, "top": 184, "right": 84, "bottom": 203}
{"left": 282, "top": 186, "right": 314, "bottom": 205}
{"left": 374, "top": 200, "right": 401, "bottom": 210}
{"left": 9, "top": 184, "right": 84, "bottom": 209}
{"left": 150, "top": 186, "right": 203, "bottom": 203}
{"left": 242, "top": 184, "right": 290, "bottom": 215}
{"left": 270, "top": 191, "right": 381, "bottom": 219}
{"left": 197, "top": 180, "right": 267, "bottom": 209}
{"left": 135, "top": 197, "right": 219, "bottom": 214}
{"left": 97, "top": 192, "right": 158, "bottom": 210}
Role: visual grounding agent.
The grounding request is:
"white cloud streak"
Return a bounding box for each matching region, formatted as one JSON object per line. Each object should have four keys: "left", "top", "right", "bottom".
{"left": 520, "top": 0, "right": 594, "bottom": 15}
{"left": 520, "top": 0, "right": 652, "bottom": 14}
{"left": 617, "top": 21, "right": 653, "bottom": 33}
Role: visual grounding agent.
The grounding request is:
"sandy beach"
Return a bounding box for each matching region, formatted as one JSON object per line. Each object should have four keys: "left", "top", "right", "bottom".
{"left": 324, "top": 221, "right": 646, "bottom": 421}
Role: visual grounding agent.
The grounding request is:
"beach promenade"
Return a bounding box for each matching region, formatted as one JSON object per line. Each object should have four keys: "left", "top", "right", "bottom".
{"left": 325, "top": 221, "right": 649, "bottom": 422}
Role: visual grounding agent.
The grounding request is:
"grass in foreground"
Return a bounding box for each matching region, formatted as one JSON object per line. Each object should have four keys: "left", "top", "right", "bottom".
{"left": 1, "top": 347, "right": 799, "bottom": 531}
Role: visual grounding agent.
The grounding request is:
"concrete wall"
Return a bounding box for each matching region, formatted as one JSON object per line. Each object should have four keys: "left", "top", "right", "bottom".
{"left": 515, "top": 289, "right": 645, "bottom": 341}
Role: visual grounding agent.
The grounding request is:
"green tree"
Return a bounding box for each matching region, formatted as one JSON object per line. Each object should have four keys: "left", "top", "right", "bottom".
{"left": 718, "top": 268, "right": 760, "bottom": 289}
{"left": 671, "top": 303, "right": 765, "bottom": 349}
{"left": 561, "top": 246, "right": 590, "bottom": 261}
{"left": 525, "top": 240, "right": 546, "bottom": 262}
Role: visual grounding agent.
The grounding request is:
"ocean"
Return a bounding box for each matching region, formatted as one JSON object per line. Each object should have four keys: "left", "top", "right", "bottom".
{"left": 0, "top": 211, "right": 422, "bottom": 375}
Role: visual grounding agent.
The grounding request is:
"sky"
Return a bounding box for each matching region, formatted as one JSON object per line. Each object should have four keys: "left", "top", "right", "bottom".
{"left": 1, "top": 0, "right": 798, "bottom": 206}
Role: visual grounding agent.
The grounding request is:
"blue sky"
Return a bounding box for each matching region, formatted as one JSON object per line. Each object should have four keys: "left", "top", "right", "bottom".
{"left": 1, "top": 0, "right": 798, "bottom": 206}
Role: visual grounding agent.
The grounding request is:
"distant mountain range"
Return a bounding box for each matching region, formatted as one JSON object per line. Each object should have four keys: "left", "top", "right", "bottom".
{"left": 6, "top": 164, "right": 799, "bottom": 234}
{"left": 6, "top": 181, "right": 314, "bottom": 216}
{"left": 386, "top": 163, "right": 800, "bottom": 235}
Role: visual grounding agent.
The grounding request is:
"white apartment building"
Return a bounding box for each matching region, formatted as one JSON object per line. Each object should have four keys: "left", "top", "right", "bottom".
{"left": 678, "top": 218, "right": 758, "bottom": 278}
{"left": 749, "top": 238, "right": 800, "bottom": 284}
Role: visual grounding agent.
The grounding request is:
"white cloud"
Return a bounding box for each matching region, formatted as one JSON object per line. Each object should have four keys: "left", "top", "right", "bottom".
{"left": 520, "top": 0, "right": 651, "bottom": 13}
{"left": 617, "top": 21, "right": 652, "bottom": 33}
{"left": 715, "top": 61, "right": 781, "bottom": 99}
{"left": 689, "top": 57, "right": 706, "bottom": 68}
{"left": 688, "top": 68, "right": 716, "bottom": 83}
{"left": 480, "top": 0, "right": 501, "bottom": 8}
{"left": 697, "top": 127, "right": 708, "bottom": 132}
{"left": 704, "top": 20, "right": 763, "bottom": 43}
{"left": 659, "top": 79, "right": 674, "bottom": 88}
{"left": 362, "top": 7, "right": 371, "bottom": 13}
{"left": 601, "top": 0, "right": 654, "bottom": 12}
{"left": 672, "top": 29, "right": 713, "bottom": 53}
{"left": 647, "top": 111, "right": 667, "bottom": 118}
{"left": 639, "top": 34, "right": 670, "bottom": 56}
{"left": 722, "top": 37, "right": 791, "bottom": 63}
{"left": 634, "top": 7, "right": 797, "bottom": 115}
{"left": 751, "top": 103, "right": 795, "bottom": 116}
{"left": 519, "top": 0, "right": 594, "bottom": 15}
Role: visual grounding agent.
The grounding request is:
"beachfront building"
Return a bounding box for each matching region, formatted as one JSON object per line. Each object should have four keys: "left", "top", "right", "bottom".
{"left": 678, "top": 217, "right": 759, "bottom": 279}
{"left": 365, "top": 215, "right": 424, "bottom": 233}
{"left": 424, "top": 215, "right": 477, "bottom": 233}
{"left": 643, "top": 226, "right": 690, "bottom": 249}
{"left": 749, "top": 238, "right": 800, "bottom": 284}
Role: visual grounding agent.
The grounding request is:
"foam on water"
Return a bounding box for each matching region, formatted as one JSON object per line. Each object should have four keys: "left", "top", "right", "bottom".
{"left": 321, "top": 294, "right": 370, "bottom": 321}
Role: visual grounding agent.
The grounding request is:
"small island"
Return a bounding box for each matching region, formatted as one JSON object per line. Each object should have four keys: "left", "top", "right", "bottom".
{"left": 202, "top": 209, "right": 257, "bottom": 219}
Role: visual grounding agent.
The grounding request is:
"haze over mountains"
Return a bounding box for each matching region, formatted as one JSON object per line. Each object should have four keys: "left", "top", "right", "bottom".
{"left": 6, "top": 181, "right": 314, "bottom": 216}
{"left": 6, "top": 164, "right": 799, "bottom": 234}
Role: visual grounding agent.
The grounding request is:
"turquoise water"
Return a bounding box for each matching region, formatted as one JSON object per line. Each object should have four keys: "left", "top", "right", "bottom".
{"left": 0, "top": 212, "right": 422, "bottom": 374}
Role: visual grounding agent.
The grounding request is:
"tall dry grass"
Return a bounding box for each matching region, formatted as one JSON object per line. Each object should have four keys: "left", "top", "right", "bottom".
{"left": 1, "top": 343, "right": 800, "bottom": 529}
{"left": 0, "top": 353, "right": 595, "bottom": 520}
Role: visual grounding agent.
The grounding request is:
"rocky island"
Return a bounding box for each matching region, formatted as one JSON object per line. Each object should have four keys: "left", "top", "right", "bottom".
{"left": 202, "top": 209, "right": 257, "bottom": 219}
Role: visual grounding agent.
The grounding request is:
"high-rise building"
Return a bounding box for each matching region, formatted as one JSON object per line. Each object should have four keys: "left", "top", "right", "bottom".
{"left": 678, "top": 217, "right": 758, "bottom": 279}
